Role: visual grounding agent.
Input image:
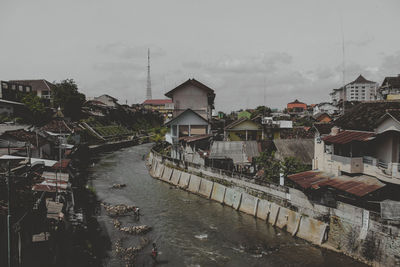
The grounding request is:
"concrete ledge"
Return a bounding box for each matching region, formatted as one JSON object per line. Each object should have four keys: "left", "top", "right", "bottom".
{"left": 178, "top": 172, "right": 191, "bottom": 188}
{"left": 211, "top": 183, "right": 226, "bottom": 203}
{"left": 170, "top": 169, "right": 181, "bottom": 185}
{"left": 287, "top": 210, "right": 302, "bottom": 236}
{"left": 239, "top": 193, "right": 258, "bottom": 216}
{"left": 199, "top": 178, "right": 214, "bottom": 198}
{"left": 154, "top": 163, "right": 164, "bottom": 178}
{"left": 268, "top": 203, "right": 280, "bottom": 226}
{"left": 256, "top": 199, "right": 271, "bottom": 221}
{"left": 188, "top": 175, "right": 201, "bottom": 193}
{"left": 147, "top": 152, "right": 153, "bottom": 165}
{"left": 161, "top": 166, "right": 173, "bottom": 182}
{"left": 224, "top": 188, "right": 242, "bottom": 210}
{"left": 297, "top": 216, "right": 328, "bottom": 245}
{"left": 276, "top": 207, "right": 290, "bottom": 229}
{"left": 150, "top": 159, "right": 157, "bottom": 177}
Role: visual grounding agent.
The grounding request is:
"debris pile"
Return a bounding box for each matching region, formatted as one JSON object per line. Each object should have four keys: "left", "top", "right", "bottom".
{"left": 115, "top": 238, "right": 149, "bottom": 267}
{"left": 113, "top": 218, "right": 151, "bottom": 235}
{"left": 111, "top": 183, "right": 127, "bottom": 189}
{"left": 101, "top": 203, "right": 136, "bottom": 217}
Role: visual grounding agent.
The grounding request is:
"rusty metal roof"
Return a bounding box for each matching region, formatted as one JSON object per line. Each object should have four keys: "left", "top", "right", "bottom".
{"left": 288, "top": 171, "right": 385, "bottom": 197}
{"left": 322, "top": 130, "right": 375, "bottom": 145}
{"left": 179, "top": 134, "right": 212, "bottom": 143}
{"left": 287, "top": 171, "right": 330, "bottom": 189}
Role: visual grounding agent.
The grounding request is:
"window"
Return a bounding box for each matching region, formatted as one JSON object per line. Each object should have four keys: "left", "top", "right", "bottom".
{"left": 2, "top": 83, "right": 8, "bottom": 89}
{"left": 18, "top": 85, "right": 23, "bottom": 91}
{"left": 11, "top": 85, "right": 16, "bottom": 90}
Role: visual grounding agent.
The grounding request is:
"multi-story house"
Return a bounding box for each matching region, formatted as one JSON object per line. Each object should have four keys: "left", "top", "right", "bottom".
{"left": 287, "top": 99, "right": 307, "bottom": 113}
{"left": 313, "top": 101, "right": 400, "bottom": 185}
{"left": 330, "top": 75, "right": 378, "bottom": 104}
{"left": 165, "top": 78, "right": 215, "bottom": 121}
{"left": 313, "top": 102, "right": 338, "bottom": 116}
{"left": 9, "top": 79, "right": 54, "bottom": 105}
{"left": 378, "top": 74, "right": 400, "bottom": 100}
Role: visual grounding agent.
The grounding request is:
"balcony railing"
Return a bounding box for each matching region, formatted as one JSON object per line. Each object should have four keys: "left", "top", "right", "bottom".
{"left": 378, "top": 160, "right": 389, "bottom": 169}
{"left": 331, "top": 154, "right": 363, "bottom": 173}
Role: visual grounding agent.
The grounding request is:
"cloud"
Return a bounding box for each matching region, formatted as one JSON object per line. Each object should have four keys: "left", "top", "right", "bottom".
{"left": 183, "top": 52, "right": 292, "bottom": 74}
{"left": 93, "top": 61, "right": 143, "bottom": 72}
{"left": 97, "top": 43, "right": 166, "bottom": 60}
{"left": 347, "top": 35, "right": 374, "bottom": 47}
{"left": 380, "top": 50, "right": 400, "bottom": 75}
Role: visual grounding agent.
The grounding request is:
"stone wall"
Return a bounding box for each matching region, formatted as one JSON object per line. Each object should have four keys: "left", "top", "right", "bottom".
{"left": 148, "top": 151, "right": 400, "bottom": 266}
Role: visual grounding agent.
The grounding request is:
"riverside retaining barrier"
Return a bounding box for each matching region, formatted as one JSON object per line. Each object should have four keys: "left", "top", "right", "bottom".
{"left": 147, "top": 151, "right": 400, "bottom": 267}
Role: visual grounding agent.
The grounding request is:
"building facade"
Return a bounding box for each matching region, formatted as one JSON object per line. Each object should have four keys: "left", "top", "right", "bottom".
{"left": 379, "top": 74, "right": 400, "bottom": 100}
{"left": 330, "top": 75, "right": 378, "bottom": 103}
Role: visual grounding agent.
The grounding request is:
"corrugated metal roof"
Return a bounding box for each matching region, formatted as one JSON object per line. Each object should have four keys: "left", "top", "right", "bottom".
{"left": 287, "top": 171, "right": 330, "bottom": 189}
{"left": 209, "top": 141, "right": 260, "bottom": 164}
{"left": 288, "top": 171, "right": 385, "bottom": 197}
{"left": 322, "top": 130, "right": 375, "bottom": 144}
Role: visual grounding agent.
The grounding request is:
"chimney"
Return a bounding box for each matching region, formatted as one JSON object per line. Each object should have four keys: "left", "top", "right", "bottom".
{"left": 330, "top": 126, "right": 340, "bottom": 136}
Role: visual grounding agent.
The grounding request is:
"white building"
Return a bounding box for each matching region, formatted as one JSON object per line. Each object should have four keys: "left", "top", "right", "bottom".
{"left": 313, "top": 102, "right": 338, "bottom": 116}
{"left": 330, "top": 75, "right": 378, "bottom": 104}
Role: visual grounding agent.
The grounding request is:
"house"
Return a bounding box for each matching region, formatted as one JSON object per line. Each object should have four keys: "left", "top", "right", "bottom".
{"left": 224, "top": 117, "right": 264, "bottom": 141}
{"left": 93, "top": 94, "right": 119, "bottom": 108}
{"left": 314, "top": 112, "right": 332, "bottom": 123}
{"left": 208, "top": 141, "right": 261, "bottom": 173}
{"left": 0, "top": 81, "right": 32, "bottom": 102}
{"left": 0, "top": 129, "right": 51, "bottom": 158}
{"left": 287, "top": 99, "right": 307, "bottom": 113}
{"left": 313, "top": 102, "right": 338, "bottom": 116}
{"left": 165, "top": 109, "right": 210, "bottom": 144}
{"left": 313, "top": 101, "right": 400, "bottom": 185}
{"left": 142, "top": 99, "right": 174, "bottom": 116}
{"left": 330, "top": 75, "right": 378, "bottom": 104}
{"left": 379, "top": 74, "right": 400, "bottom": 100}
{"left": 0, "top": 99, "right": 25, "bottom": 116}
{"left": 9, "top": 79, "right": 54, "bottom": 105}
{"left": 165, "top": 78, "right": 215, "bottom": 121}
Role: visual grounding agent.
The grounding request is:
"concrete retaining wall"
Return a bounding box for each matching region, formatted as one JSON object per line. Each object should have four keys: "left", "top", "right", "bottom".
{"left": 154, "top": 163, "right": 164, "bottom": 178}
{"left": 170, "top": 169, "right": 181, "bottom": 185}
{"left": 161, "top": 166, "right": 173, "bottom": 182}
{"left": 239, "top": 193, "right": 258, "bottom": 216}
{"left": 198, "top": 178, "right": 214, "bottom": 198}
{"left": 268, "top": 203, "right": 280, "bottom": 226}
{"left": 223, "top": 188, "right": 242, "bottom": 210}
{"left": 211, "top": 183, "right": 226, "bottom": 203}
{"left": 178, "top": 172, "right": 191, "bottom": 188}
{"left": 287, "top": 210, "right": 302, "bottom": 236}
{"left": 275, "top": 207, "right": 290, "bottom": 229}
{"left": 188, "top": 175, "right": 201, "bottom": 193}
{"left": 150, "top": 159, "right": 157, "bottom": 177}
{"left": 256, "top": 199, "right": 270, "bottom": 220}
{"left": 297, "top": 216, "right": 328, "bottom": 245}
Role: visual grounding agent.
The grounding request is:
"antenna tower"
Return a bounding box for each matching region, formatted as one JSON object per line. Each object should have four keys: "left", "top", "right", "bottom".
{"left": 146, "top": 48, "right": 152, "bottom": 100}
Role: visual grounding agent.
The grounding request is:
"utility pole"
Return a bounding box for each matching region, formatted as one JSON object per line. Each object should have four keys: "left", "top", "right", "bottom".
{"left": 146, "top": 48, "right": 152, "bottom": 100}
{"left": 7, "top": 160, "right": 12, "bottom": 267}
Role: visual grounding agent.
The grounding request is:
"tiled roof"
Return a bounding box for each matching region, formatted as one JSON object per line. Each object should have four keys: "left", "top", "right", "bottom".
{"left": 165, "top": 78, "right": 215, "bottom": 101}
{"left": 273, "top": 139, "right": 314, "bottom": 165}
{"left": 1, "top": 129, "right": 49, "bottom": 147}
{"left": 288, "top": 99, "right": 305, "bottom": 105}
{"left": 41, "top": 120, "right": 72, "bottom": 133}
{"left": 349, "top": 75, "right": 376, "bottom": 85}
{"left": 8, "top": 79, "right": 55, "bottom": 92}
{"left": 381, "top": 75, "right": 400, "bottom": 88}
{"left": 334, "top": 101, "right": 400, "bottom": 131}
{"left": 322, "top": 130, "right": 375, "bottom": 145}
{"left": 209, "top": 141, "right": 260, "bottom": 164}
{"left": 142, "top": 99, "right": 172, "bottom": 105}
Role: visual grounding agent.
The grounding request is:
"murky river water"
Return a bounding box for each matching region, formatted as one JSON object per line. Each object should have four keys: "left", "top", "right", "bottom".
{"left": 88, "top": 144, "right": 366, "bottom": 267}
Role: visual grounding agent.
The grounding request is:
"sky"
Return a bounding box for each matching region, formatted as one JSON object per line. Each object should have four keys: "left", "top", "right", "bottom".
{"left": 1, "top": 0, "right": 400, "bottom": 112}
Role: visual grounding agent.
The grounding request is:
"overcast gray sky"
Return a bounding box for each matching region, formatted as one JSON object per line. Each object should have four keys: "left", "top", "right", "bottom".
{"left": 1, "top": 0, "right": 399, "bottom": 111}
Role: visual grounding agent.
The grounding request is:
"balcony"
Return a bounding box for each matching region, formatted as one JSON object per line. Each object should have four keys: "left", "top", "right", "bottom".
{"left": 362, "top": 156, "right": 400, "bottom": 184}
{"left": 329, "top": 154, "right": 363, "bottom": 174}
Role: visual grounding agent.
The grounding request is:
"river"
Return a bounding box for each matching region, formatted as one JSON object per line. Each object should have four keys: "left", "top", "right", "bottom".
{"left": 88, "top": 143, "right": 366, "bottom": 267}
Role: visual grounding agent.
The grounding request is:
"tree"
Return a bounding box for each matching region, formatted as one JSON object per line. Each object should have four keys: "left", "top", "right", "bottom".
{"left": 21, "top": 93, "right": 46, "bottom": 124}
{"left": 53, "top": 79, "right": 86, "bottom": 120}
{"left": 280, "top": 157, "right": 310, "bottom": 178}
{"left": 251, "top": 105, "right": 272, "bottom": 119}
{"left": 255, "top": 151, "right": 280, "bottom": 183}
